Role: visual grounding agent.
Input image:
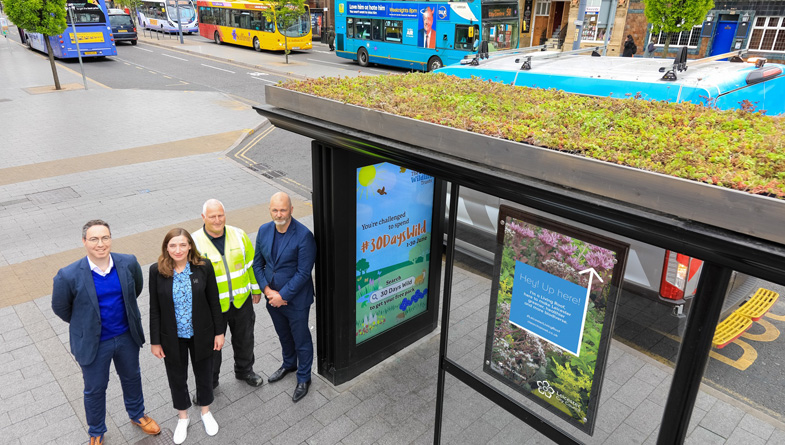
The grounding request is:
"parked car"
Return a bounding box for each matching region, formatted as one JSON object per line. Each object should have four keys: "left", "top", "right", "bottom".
{"left": 437, "top": 50, "right": 779, "bottom": 337}
{"left": 108, "top": 12, "right": 137, "bottom": 45}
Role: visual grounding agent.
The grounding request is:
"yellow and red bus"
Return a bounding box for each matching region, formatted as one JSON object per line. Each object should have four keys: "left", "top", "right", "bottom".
{"left": 196, "top": 1, "right": 312, "bottom": 51}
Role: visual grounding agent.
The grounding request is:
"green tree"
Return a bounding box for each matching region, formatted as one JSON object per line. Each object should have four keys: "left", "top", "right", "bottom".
{"left": 5, "top": 0, "right": 67, "bottom": 89}
{"left": 644, "top": 0, "right": 714, "bottom": 57}
{"left": 260, "top": 0, "right": 308, "bottom": 64}
{"left": 356, "top": 258, "right": 370, "bottom": 277}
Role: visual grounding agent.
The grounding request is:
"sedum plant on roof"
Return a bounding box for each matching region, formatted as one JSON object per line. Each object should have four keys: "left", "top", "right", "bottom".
{"left": 280, "top": 73, "right": 785, "bottom": 199}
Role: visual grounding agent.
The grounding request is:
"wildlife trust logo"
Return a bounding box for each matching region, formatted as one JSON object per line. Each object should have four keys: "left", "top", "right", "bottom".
{"left": 536, "top": 380, "right": 555, "bottom": 398}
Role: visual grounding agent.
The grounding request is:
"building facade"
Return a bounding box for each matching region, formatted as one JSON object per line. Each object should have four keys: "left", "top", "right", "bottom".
{"left": 516, "top": 0, "right": 785, "bottom": 63}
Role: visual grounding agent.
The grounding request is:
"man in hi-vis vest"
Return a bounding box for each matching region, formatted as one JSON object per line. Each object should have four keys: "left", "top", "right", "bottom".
{"left": 192, "top": 199, "right": 264, "bottom": 389}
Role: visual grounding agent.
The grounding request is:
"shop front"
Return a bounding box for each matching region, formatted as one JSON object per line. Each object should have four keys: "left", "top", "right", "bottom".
{"left": 482, "top": 1, "right": 520, "bottom": 51}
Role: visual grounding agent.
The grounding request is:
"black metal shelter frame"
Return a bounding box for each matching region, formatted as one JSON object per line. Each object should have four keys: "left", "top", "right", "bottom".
{"left": 255, "top": 94, "right": 785, "bottom": 444}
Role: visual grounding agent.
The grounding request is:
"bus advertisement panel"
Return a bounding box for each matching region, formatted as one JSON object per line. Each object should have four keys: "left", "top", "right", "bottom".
{"left": 335, "top": 0, "right": 488, "bottom": 72}
{"left": 26, "top": 0, "right": 117, "bottom": 59}
{"left": 196, "top": 1, "right": 312, "bottom": 52}
{"left": 138, "top": 0, "right": 199, "bottom": 34}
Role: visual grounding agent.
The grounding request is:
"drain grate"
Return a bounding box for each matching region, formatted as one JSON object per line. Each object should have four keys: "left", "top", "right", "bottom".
{"left": 262, "top": 170, "right": 287, "bottom": 179}
{"left": 249, "top": 163, "right": 287, "bottom": 179}
{"left": 26, "top": 186, "right": 81, "bottom": 205}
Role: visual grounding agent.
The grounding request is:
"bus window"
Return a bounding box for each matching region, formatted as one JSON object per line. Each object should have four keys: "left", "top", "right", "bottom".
{"left": 371, "top": 19, "right": 382, "bottom": 41}
{"left": 455, "top": 25, "right": 470, "bottom": 49}
{"left": 384, "top": 20, "right": 402, "bottom": 43}
{"left": 347, "top": 18, "right": 354, "bottom": 38}
{"left": 356, "top": 19, "right": 371, "bottom": 39}
{"left": 239, "top": 11, "right": 251, "bottom": 29}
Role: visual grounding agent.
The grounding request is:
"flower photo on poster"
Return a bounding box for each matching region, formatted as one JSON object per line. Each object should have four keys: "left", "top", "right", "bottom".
{"left": 484, "top": 206, "right": 628, "bottom": 434}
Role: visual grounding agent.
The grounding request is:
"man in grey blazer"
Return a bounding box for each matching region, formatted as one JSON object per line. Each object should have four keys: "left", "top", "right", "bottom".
{"left": 52, "top": 220, "right": 160, "bottom": 445}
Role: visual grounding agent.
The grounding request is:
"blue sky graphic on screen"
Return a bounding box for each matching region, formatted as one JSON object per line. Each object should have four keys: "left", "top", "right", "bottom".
{"left": 355, "top": 162, "right": 434, "bottom": 343}
{"left": 509, "top": 261, "right": 591, "bottom": 356}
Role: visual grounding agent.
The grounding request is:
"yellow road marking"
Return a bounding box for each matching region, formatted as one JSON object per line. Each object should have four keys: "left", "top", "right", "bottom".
{"left": 709, "top": 339, "right": 758, "bottom": 371}
{"left": 765, "top": 312, "right": 785, "bottom": 321}
{"left": 233, "top": 126, "right": 274, "bottom": 166}
{"left": 281, "top": 177, "right": 311, "bottom": 191}
{"left": 654, "top": 327, "right": 760, "bottom": 371}
{"left": 741, "top": 318, "right": 780, "bottom": 342}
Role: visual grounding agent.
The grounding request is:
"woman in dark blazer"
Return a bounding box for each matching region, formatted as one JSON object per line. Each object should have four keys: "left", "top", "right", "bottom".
{"left": 149, "top": 228, "right": 224, "bottom": 444}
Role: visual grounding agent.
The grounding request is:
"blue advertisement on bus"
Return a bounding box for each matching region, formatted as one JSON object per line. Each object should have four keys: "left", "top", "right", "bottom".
{"left": 346, "top": 2, "right": 449, "bottom": 20}
{"left": 355, "top": 162, "right": 434, "bottom": 344}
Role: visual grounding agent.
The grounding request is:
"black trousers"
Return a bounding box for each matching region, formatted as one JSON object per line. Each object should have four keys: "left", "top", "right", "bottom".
{"left": 164, "top": 337, "right": 214, "bottom": 410}
{"left": 213, "top": 296, "right": 255, "bottom": 384}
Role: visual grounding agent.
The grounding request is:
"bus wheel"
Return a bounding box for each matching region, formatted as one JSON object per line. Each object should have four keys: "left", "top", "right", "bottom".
{"left": 427, "top": 56, "right": 443, "bottom": 72}
{"left": 253, "top": 37, "right": 261, "bottom": 52}
{"left": 214, "top": 32, "right": 222, "bottom": 45}
{"left": 357, "top": 47, "right": 369, "bottom": 67}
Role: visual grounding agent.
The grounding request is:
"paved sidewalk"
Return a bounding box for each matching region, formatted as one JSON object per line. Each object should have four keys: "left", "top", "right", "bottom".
{"left": 3, "top": 20, "right": 785, "bottom": 445}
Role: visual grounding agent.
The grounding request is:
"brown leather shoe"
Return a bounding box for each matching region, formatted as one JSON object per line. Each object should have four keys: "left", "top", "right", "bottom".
{"left": 131, "top": 414, "right": 161, "bottom": 435}
{"left": 89, "top": 435, "right": 104, "bottom": 445}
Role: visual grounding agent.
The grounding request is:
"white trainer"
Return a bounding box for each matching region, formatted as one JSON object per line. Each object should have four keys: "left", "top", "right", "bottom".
{"left": 173, "top": 418, "right": 189, "bottom": 444}
{"left": 201, "top": 411, "right": 219, "bottom": 436}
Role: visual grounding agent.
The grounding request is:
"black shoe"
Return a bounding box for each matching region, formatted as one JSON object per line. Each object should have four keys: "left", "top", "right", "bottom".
{"left": 268, "top": 366, "right": 296, "bottom": 383}
{"left": 292, "top": 380, "right": 311, "bottom": 403}
{"left": 236, "top": 372, "right": 264, "bottom": 387}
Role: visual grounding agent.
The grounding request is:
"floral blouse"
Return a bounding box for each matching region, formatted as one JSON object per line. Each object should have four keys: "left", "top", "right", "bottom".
{"left": 173, "top": 263, "right": 194, "bottom": 338}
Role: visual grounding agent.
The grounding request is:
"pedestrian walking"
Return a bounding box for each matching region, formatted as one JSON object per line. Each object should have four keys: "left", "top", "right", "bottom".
{"left": 149, "top": 228, "right": 224, "bottom": 444}
{"left": 52, "top": 220, "right": 161, "bottom": 445}
{"left": 328, "top": 26, "right": 335, "bottom": 51}
{"left": 622, "top": 34, "right": 637, "bottom": 57}
{"left": 191, "top": 199, "right": 264, "bottom": 389}
{"left": 253, "top": 192, "right": 317, "bottom": 402}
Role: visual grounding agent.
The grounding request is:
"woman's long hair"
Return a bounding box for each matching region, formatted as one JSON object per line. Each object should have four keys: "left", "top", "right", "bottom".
{"left": 157, "top": 228, "right": 204, "bottom": 278}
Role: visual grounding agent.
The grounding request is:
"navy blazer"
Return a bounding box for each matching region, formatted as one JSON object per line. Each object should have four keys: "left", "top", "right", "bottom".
{"left": 148, "top": 261, "right": 224, "bottom": 363}
{"left": 52, "top": 253, "right": 145, "bottom": 366}
{"left": 252, "top": 218, "right": 316, "bottom": 311}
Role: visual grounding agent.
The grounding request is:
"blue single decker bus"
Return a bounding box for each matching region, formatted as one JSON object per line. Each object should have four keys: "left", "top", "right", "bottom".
{"left": 25, "top": 0, "right": 117, "bottom": 59}
{"left": 335, "top": 0, "right": 495, "bottom": 72}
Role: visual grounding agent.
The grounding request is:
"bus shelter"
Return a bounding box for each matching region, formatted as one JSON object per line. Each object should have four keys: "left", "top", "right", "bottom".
{"left": 254, "top": 86, "right": 785, "bottom": 444}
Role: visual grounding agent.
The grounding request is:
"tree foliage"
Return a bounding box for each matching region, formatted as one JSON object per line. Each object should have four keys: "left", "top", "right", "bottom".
{"left": 4, "top": 0, "right": 67, "bottom": 36}
{"left": 260, "top": 0, "right": 308, "bottom": 63}
{"left": 644, "top": 0, "right": 714, "bottom": 55}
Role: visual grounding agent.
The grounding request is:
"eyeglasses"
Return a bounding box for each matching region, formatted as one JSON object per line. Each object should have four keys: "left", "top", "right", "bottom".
{"left": 86, "top": 236, "right": 111, "bottom": 245}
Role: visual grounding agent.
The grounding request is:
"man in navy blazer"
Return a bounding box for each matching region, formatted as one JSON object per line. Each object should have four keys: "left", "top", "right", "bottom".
{"left": 52, "top": 220, "right": 160, "bottom": 445}
{"left": 253, "top": 192, "right": 317, "bottom": 402}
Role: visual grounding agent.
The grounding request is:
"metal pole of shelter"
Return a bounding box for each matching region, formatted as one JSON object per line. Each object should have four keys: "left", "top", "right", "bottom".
{"left": 174, "top": 0, "right": 184, "bottom": 44}
{"left": 657, "top": 263, "right": 733, "bottom": 444}
{"left": 571, "top": 0, "right": 587, "bottom": 50}
{"left": 433, "top": 182, "right": 460, "bottom": 445}
{"left": 67, "top": 7, "right": 88, "bottom": 90}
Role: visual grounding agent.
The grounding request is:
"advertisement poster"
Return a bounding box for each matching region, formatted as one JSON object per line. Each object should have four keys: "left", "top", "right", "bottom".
{"left": 355, "top": 162, "right": 434, "bottom": 344}
{"left": 484, "top": 206, "right": 628, "bottom": 434}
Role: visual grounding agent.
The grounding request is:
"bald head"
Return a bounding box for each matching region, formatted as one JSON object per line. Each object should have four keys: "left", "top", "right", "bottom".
{"left": 269, "top": 192, "right": 293, "bottom": 231}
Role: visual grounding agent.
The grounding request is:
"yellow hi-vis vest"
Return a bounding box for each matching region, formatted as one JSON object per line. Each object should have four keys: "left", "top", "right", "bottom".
{"left": 192, "top": 225, "right": 261, "bottom": 312}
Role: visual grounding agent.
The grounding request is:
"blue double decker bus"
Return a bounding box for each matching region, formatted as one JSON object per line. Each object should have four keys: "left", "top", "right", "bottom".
{"left": 25, "top": 0, "right": 117, "bottom": 59}
{"left": 335, "top": 0, "right": 510, "bottom": 72}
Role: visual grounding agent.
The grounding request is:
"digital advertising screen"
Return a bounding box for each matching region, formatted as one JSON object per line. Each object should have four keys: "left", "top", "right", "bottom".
{"left": 355, "top": 162, "right": 435, "bottom": 344}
